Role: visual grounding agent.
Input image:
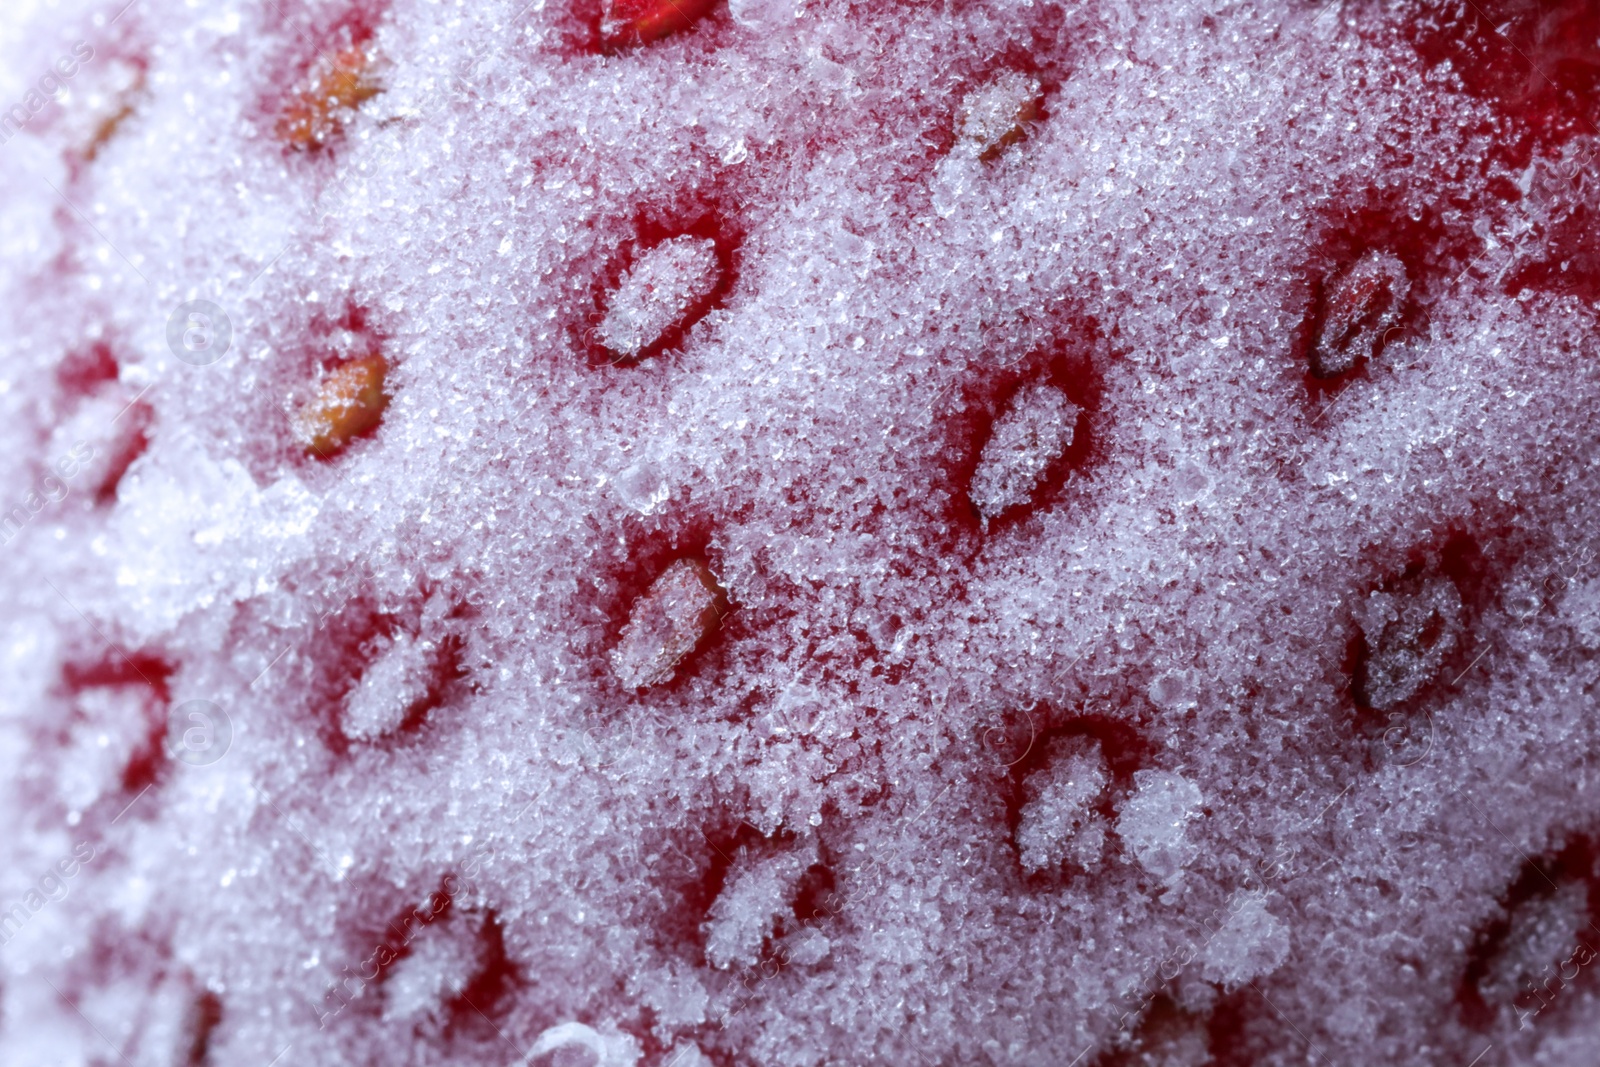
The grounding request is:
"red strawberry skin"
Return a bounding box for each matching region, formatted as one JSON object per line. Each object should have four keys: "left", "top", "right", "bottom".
{"left": 604, "top": 0, "right": 718, "bottom": 47}
{"left": 9, "top": 1, "right": 1600, "bottom": 1066}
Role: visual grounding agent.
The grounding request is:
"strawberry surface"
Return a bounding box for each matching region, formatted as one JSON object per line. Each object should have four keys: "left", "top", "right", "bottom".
{"left": 2, "top": 1, "right": 1600, "bottom": 1065}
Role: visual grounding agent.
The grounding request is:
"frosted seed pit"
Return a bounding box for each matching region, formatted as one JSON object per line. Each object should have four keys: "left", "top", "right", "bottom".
{"left": 970, "top": 382, "right": 1079, "bottom": 521}
{"left": 1015, "top": 736, "right": 1110, "bottom": 875}
{"left": 958, "top": 71, "right": 1044, "bottom": 161}
{"left": 610, "top": 558, "right": 728, "bottom": 689}
{"left": 276, "top": 47, "right": 382, "bottom": 151}
{"left": 597, "top": 236, "right": 722, "bottom": 364}
{"left": 293, "top": 354, "right": 390, "bottom": 459}
{"left": 1355, "top": 577, "right": 1463, "bottom": 711}
{"left": 1309, "top": 250, "right": 1409, "bottom": 378}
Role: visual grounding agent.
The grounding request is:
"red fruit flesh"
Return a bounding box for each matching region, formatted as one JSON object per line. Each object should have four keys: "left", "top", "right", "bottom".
{"left": 603, "top": 0, "right": 717, "bottom": 47}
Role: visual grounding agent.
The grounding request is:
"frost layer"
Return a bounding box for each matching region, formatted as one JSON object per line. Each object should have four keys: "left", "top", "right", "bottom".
{"left": 4, "top": 0, "right": 1600, "bottom": 1065}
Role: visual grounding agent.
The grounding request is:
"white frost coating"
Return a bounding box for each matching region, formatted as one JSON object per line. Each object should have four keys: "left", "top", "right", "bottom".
{"left": 7, "top": 0, "right": 1600, "bottom": 1064}
{"left": 1116, "top": 771, "right": 1204, "bottom": 880}
{"left": 54, "top": 55, "right": 144, "bottom": 155}
{"left": 46, "top": 387, "right": 140, "bottom": 500}
{"left": 728, "top": 0, "right": 798, "bottom": 32}
{"left": 522, "top": 1022, "right": 641, "bottom": 1067}
{"left": 610, "top": 558, "right": 725, "bottom": 689}
{"left": 382, "top": 920, "right": 484, "bottom": 1024}
{"left": 664, "top": 1045, "right": 715, "bottom": 1067}
{"left": 613, "top": 459, "right": 673, "bottom": 515}
{"left": 1309, "top": 249, "right": 1410, "bottom": 378}
{"left": 0, "top": 616, "right": 56, "bottom": 724}
{"left": 596, "top": 236, "right": 720, "bottom": 362}
{"left": 0, "top": 138, "right": 66, "bottom": 277}
{"left": 704, "top": 841, "right": 816, "bottom": 970}
{"left": 969, "top": 382, "right": 1078, "bottom": 520}
{"left": 1201, "top": 893, "right": 1291, "bottom": 990}
{"left": 1147, "top": 669, "right": 1197, "bottom": 713}
{"left": 782, "top": 925, "right": 830, "bottom": 966}
{"left": 1015, "top": 738, "right": 1108, "bottom": 874}
{"left": 109, "top": 438, "right": 319, "bottom": 633}
{"left": 343, "top": 630, "right": 432, "bottom": 741}
{"left": 1562, "top": 578, "right": 1600, "bottom": 649}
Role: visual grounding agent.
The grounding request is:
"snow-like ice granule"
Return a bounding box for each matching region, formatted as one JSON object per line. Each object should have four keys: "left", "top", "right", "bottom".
{"left": 969, "top": 381, "right": 1078, "bottom": 522}
{"left": 1014, "top": 736, "right": 1106, "bottom": 875}
{"left": 1116, "top": 770, "right": 1204, "bottom": 883}
{"left": 1200, "top": 892, "right": 1291, "bottom": 991}
{"left": 5, "top": 0, "right": 1600, "bottom": 1064}
{"left": 595, "top": 236, "right": 721, "bottom": 363}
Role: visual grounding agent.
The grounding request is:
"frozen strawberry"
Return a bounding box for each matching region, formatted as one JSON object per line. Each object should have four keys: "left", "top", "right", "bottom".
{"left": 1309, "top": 249, "right": 1409, "bottom": 378}
{"left": 276, "top": 47, "right": 381, "bottom": 151}
{"left": 293, "top": 354, "right": 389, "bottom": 458}
{"left": 11, "top": 2, "right": 1600, "bottom": 1065}
{"left": 602, "top": 0, "right": 718, "bottom": 48}
{"left": 610, "top": 558, "right": 727, "bottom": 688}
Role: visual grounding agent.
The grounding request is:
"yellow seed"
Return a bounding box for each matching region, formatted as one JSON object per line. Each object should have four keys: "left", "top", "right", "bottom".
{"left": 958, "top": 72, "right": 1043, "bottom": 162}
{"left": 80, "top": 66, "right": 146, "bottom": 161}
{"left": 295, "top": 354, "right": 388, "bottom": 458}
{"left": 276, "top": 47, "right": 382, "bottom": 151}
{"left": 610, "top": 558, "right": 728, "bottom": 689}
{"left": 83, "top": 101, "right": 136, "bottom": 161}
